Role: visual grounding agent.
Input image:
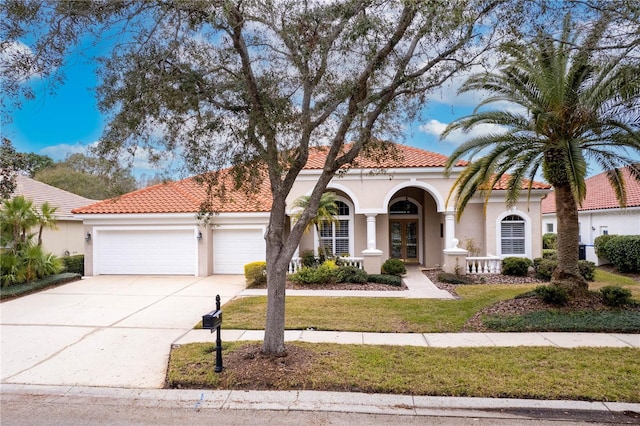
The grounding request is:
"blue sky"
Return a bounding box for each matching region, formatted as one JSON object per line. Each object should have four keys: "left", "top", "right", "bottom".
{"left": 5, "top": 57, "right": 483, "bottom": 179}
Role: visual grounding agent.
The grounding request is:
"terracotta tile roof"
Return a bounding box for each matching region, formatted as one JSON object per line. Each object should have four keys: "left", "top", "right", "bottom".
{"left": 73, "top": 142, "right": 548, "bottom": 215}
{"left": 12, "top": 175, "right": 98, "bottom": 219}
{"left": 542, "top": 167, "right": 640, "bottom": 214}
{"left": 304, "top": 143, "right": 468, "bottom": 169}
{"left": 487, "top": 174, "right": 551, "bottom": 191}
{"left": 72, "top": 169, "right": 273, "bottom": 214}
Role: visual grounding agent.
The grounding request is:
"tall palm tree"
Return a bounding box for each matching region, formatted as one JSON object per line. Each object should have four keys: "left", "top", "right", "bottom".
{"left": 35, "top": 202, "right": 58, "bottom": 247}
{"left": 442, "top": 14, "right": 640, "bottom": 295}
{"left": 291, "top": 192, "right": 339, "bottom": 260}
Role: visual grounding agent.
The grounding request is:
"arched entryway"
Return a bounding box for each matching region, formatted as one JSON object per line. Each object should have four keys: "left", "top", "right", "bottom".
{"left": 387, "top": 186, "right": 441, "bottom": 266}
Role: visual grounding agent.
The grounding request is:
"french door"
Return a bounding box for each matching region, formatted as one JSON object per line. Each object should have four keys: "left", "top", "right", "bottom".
{"left": 390, "top": 219, "right": 418, "bottom": 263}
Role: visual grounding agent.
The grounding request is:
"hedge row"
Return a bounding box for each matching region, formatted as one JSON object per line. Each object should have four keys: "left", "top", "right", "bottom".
{"left": 594, "top": 235, "right": 640, "bottom": 273}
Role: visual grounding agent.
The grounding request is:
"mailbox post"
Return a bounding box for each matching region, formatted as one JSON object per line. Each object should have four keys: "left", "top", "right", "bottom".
{"left": 201, "top": 294, "right": 223, "bottom": 373}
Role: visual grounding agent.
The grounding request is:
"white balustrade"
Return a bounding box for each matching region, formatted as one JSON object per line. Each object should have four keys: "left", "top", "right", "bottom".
{"left": 288, "top": 256, "right": 364, "bottom": 273}
{"left": 466, "top": 256, "right": 502, "bottom": 274}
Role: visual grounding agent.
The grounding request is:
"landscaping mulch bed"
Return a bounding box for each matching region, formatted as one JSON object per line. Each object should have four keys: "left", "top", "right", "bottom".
{"left": 249, "top": 280, "right": 407, "bottom": 291}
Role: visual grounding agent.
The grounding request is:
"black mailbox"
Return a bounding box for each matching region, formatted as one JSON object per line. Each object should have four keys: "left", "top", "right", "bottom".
{"left": 202, "top": 309, "right": 222, "bottom": 330}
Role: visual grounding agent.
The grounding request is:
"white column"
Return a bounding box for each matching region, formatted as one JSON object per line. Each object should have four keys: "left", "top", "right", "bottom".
{"left": 445, "top": 211, "right": 456, "bottom": 249}
{"left": 366, "top": 214, "right": 377, "bottom": 250}
{"left": 362, "top": 213, "right": 382, "bottom": 274}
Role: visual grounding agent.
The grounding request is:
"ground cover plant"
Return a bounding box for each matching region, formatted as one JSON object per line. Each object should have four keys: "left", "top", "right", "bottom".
{"left": 167, "top": 342, "right": 639, "bottom": 402}
{"left": 0, "top": 273, "right": 81, "bottom": 300}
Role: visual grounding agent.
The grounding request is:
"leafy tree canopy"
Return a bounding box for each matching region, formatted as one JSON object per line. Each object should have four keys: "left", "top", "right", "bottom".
{"left": 34, "top": 153, "right": 136, "bottom": 199}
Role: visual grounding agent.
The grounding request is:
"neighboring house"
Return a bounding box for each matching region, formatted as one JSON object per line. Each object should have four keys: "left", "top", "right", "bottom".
{"left": 11, "top": 175, "right": 98, "bottom": 257}
{"left": 542, "top": 167, "right": 640, "bottom": 264}
{"left": 73, "top": 143, "right": 551, "bottom": 276}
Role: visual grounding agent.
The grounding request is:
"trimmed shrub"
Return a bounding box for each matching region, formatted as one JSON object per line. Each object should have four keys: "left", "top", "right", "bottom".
{"left": 542, "top": 249, "right": 557, "bottom": 260}
{"left": 542, "top": 233, "right": 557, "bottom": 250}
{"left": 436, "top": 272, "right": 473, "bottom": 284}
{"left": 367, "top": 274, "right": 402, "bottom": 286}
{"left": 381, "top": 259, "right": 406, "bottom": 276}
{"left": 603, "top": 235, "right": 640, "bottom": 273}
{"left": 593, "top": 234, "right": 617, "bottom": 259}
{"left": 501, "top": 257, "right": 533, "bottom": 277}
{"left": 300, "top": 249, "right": 317, "bottom": 268}
{"left": 600, "top": 285, "right": 633, "bottom": 307}
{"left": 336, "top": 266, "right": 368, "bottom": 284}
{"left": 534, "top": 284, "right": 568, "bottom": 306}
{"left": 244, "top": 261, "right": 267, "bottom": 286}
{"left": 534, "top": 258, "right": 595, "bottom": 282}
{"left": 62, "top": 255, "right": 84, "bottom": 275}
{"left": 289, "top": 263, "right": 337, "bottom": 285}
{"left": 534, "top": 258, "right": 557, "bottom": 281}
{"left": 578, "top": 260, "right": 596, "bottom": 281}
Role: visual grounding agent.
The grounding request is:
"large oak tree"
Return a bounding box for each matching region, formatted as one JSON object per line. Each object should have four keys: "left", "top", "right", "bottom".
{"left": 6, "top": 1, "right": 630, "bottom": 353}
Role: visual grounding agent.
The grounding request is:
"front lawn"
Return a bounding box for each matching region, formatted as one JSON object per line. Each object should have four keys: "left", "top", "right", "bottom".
{"left": 221, "top": 284, "right": 536, "bottom": 332}
{"left": 167, "top": 342, "right": 640, "bottom": 402}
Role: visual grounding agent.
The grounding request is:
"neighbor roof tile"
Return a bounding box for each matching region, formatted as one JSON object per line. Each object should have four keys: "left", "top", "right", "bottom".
{"left": 542, "top": 167, "right": 640, "bottom": 214}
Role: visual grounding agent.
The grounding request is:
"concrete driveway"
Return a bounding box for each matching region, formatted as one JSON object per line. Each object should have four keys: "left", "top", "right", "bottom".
{"left": 0, "top": 275, "right": 246, "bottom": 388}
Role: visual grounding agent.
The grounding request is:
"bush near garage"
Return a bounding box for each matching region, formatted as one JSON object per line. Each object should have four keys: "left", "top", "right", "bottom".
{"left": 600, "top": 235, "right": 640, "bottom": 273}
{"left": 244, "top": 261, "right": 267, "bottom": 286}
{"left": 62, "top": 254, "right": 84, "bottom": 275}
{"left": 594, "top": 234, "right": 617, "bottom": 259}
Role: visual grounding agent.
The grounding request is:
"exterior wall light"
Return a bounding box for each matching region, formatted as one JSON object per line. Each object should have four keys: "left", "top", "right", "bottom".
{"left": 85, "top": 232, "right": 92, "bottom": 242}
{"left": 197, "top": 231, "right": 203, "bottom": 240}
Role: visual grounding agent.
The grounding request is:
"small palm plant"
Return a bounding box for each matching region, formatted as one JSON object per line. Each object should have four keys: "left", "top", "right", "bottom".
{"left": 291, "top": 192, "right": 339, "bottom": 260}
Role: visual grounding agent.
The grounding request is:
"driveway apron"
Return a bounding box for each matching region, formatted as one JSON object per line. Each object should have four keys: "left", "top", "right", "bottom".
{"left": 0, "top": 275, "right": 246, "bottom": 388}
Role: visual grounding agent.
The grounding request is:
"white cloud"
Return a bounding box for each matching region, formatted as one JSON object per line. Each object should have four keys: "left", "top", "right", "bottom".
{"left": 0, "top": 40, "right": 41, "bottom": 82}
{"left": 420, "top": 119, "right": 507, "bottom": 145}
{"left": 39, "top": 142, "right": 91, "bottom": 160}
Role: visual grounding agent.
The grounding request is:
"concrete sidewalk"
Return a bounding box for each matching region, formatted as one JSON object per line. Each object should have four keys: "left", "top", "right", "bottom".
{"left": 175, "top": 329, "right": 640, "bottom": 348}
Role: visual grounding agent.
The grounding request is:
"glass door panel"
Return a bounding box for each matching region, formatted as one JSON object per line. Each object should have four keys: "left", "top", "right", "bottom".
{"left": 406, "top": 221, "right": 418, "bottom": 261}
{"left": 390, "top": 221, "right": 402, "bottom": 258}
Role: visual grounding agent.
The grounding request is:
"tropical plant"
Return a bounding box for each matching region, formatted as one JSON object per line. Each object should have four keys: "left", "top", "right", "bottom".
{"left": 35, "top": 202, "right": 58, "bottom": 246}
{"left": 0, "top": 196, "right": 37, "bottom": 248}
{"left": 291, "top": 192, "right": 339, "bottom": 260}
{"left": 0, "top": 196, "right": 62, "bottom": 287}
{"left": 442, "top": 14, "right": 640, "bottom": 296}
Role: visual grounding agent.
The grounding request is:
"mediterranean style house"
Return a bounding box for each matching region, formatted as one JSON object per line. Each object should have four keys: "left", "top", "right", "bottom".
{"left": 73, "top": 143, "right": 551, "bottom": 276}
{"left": 11, "top": 175, "right": 97, "bottom": 257}
{"left": 542, "top": 167, "right": 640, "bottom": 264}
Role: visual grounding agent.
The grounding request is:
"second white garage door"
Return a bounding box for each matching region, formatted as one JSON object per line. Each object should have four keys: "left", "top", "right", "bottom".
{"left": 96, "top": 229, "right": 197, "bottom": 275}
{"left": 213, "top": 228, "right": 265, "bottom": 274}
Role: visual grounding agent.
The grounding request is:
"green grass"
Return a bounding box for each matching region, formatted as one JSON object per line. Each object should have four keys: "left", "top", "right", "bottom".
{"left": 0, "top": 273, "right": 81, "bottom": 300}
{"left": 221, "top": 284, "right": 537, "bottom": 332}
{"left": 168, "top": 342, "right": 640, "bottom": 402}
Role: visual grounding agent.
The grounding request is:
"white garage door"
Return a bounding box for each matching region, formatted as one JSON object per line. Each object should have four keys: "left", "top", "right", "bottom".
{"left": 213, "top": 228, "right": 265, "bottom": 274}
{"left": 96, "top": 229, "right": 196, "bottom": 275}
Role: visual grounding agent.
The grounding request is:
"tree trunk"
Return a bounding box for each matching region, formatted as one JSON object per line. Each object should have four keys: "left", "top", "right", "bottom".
{"left": 551, "top": 183, "right": 588, "bottom": 295}
{"left": 262, "top": 196, "right": 290, "bottom": 355}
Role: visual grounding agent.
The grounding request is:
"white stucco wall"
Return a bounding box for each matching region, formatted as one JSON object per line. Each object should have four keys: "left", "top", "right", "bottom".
{"left": 542, "top": 207, "right": 640, "bottom": 263}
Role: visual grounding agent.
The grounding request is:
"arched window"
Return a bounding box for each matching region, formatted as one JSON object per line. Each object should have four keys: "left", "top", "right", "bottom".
{"left": 501, "top": 215, "right": 525, "bottom": 255}
{"left": 389, "top": 200, "right": 418, "bottom": 215}
{"left": 319, "top": 200, "right": 351, "bottom": 257}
